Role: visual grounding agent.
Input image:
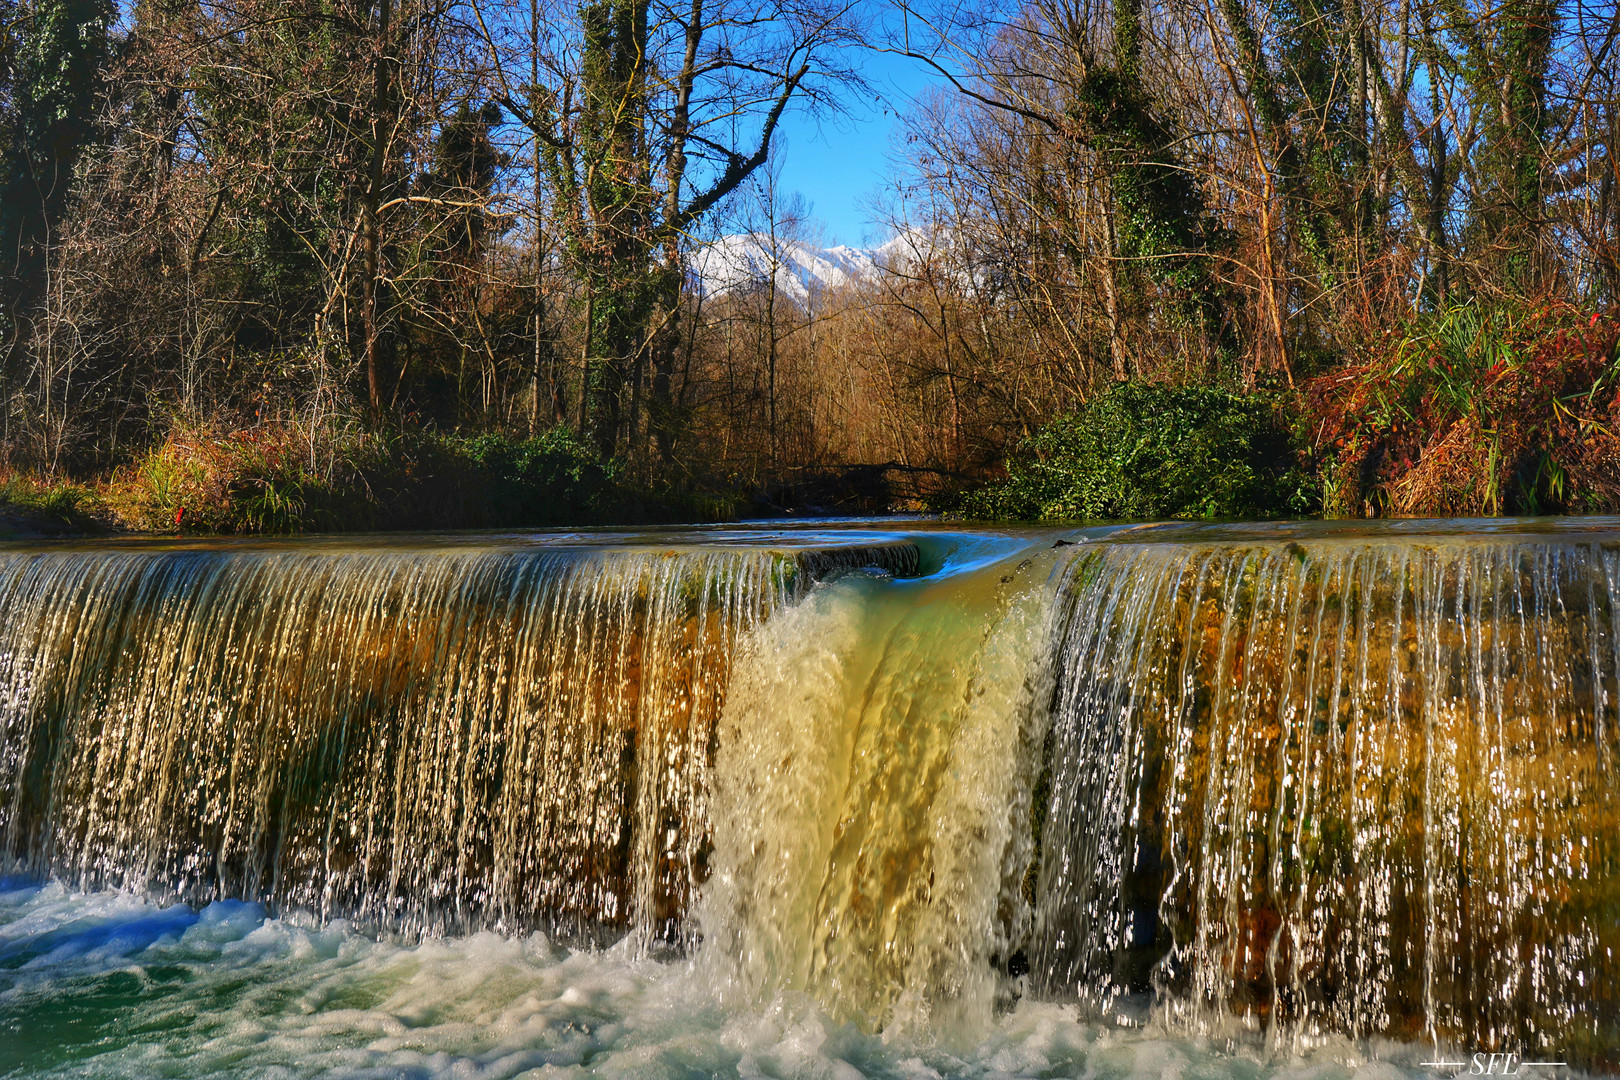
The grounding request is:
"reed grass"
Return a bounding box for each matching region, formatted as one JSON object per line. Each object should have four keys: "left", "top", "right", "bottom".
{"left": 0, "top": 473, "right": 109, "bottom": 535}
{"left": 1307, "top": 301, "right": 1620, "bottom": 516}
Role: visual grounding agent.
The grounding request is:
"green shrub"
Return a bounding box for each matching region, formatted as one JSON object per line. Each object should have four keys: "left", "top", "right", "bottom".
{"left": 460, "top": 428, "right": 614, "bottom": 526}
{"left": 958, "top": 382, "right": 1318, "bottom": 522}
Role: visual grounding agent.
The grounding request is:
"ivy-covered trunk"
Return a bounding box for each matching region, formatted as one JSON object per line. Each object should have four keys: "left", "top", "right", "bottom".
{"left": 509, "top": 0, "right": 815, "bottom": 464}
{"left": 1070, "top": 0, "right": 1234, "bottom": 372}
{"left": 577, "top": 0, "right": 653, "bottom": 460}
{"left": 1488, "top": 0, "right": 1557, "bottom": 284}
{"left": 360, "top": 0, "right": 398, "bottom": 417}
{"left": 1445, "top": 0, "right": 1557, "bottom": 285}
{"left": 582, "top": 256, "right": 654, "bottom": 460}
{"left": 646, "top": 258, "right": 684, "bottom": 464}
{"left": 0, "top": 0, "right": 112, "bottom": 348}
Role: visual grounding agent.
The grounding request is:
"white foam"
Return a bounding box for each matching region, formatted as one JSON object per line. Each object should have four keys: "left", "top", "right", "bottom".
{"left": 0, "top": 884, "right": 1439, "bottom": 1080}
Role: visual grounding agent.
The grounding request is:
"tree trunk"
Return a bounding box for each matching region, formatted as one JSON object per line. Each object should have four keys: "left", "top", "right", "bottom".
{"left": 361, "top": 0, "right": 396, "bottom": 420}
{"left": 649, "top": 260, "right": 682, "bottom": 463}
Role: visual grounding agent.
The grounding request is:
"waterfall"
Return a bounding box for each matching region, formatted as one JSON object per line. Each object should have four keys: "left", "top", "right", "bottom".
{"left": 698, "top": 527, "right": 1620, "bottom": 1066}
{"left": 1032, "top": 534, "right": 1620, "bottom": 1063}
{"left": 699, "top": 542, "right": 1062, "bottom": 1039}
{"left": 0, "top": 539, "right": 918, "bottom": 943}
{"left": 3, "top": 525, "right": 1618, "bottom": 1069}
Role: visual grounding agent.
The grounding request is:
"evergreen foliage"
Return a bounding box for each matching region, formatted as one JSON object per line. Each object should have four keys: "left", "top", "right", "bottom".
{"left": 0, "top": 0, "right": 112, "bottom": 330}
{"left": 957, "top": 382, "right": 1318, "bottom": 522}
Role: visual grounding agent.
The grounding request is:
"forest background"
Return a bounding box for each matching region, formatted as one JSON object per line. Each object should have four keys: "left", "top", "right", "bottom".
{"left": 0, "top": 0, "right": 1617, "bottom": 533}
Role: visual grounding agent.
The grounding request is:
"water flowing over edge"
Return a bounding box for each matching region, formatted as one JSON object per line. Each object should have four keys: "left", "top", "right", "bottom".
{"left": 0, "top": 539, "right": 918, "bottom": 945}
{"left": 1029, "top": 536, "right": 1620, "bottom": 1071}
{"left": 1, "top": 525, "right": 1618, "bottom": 1076}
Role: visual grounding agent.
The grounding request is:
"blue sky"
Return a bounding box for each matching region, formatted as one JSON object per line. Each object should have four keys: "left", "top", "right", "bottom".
{"left": 771, "top": 49, "right": 943, "bottom": 248}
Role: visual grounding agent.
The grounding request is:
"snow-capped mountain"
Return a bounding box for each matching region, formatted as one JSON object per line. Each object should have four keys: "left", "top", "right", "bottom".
{"left": 691, "top": 234, "right": 896, "bottom": 304}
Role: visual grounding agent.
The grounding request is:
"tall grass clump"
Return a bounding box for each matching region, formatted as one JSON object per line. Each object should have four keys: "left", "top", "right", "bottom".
{"left": 0, "top": 472, "right": 107, "bottom": 535}
{"left": 1306, "top": 302, "right": 1620, "bottom": 516}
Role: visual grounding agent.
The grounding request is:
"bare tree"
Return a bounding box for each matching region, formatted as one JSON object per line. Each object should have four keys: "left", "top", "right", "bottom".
{"left": 470, "top": 0, "right": 866, "bottom": 460}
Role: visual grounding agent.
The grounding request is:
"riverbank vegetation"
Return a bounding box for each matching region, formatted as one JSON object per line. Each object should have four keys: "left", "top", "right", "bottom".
{"left": 1, "top": 0, "right": 1617, "bottom": 532}
{"left": 1, "top": 425, "right": 722, "bottom": 535}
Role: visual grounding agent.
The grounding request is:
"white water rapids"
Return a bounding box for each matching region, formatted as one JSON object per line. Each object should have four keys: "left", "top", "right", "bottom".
{"left": 0, "top": 880, "right": 1446, "bottom": 1080}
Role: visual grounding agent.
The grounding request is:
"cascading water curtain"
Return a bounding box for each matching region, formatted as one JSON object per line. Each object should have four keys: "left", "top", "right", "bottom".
{"left": 0, "top": 544, "right": 912, "bottom": 944}
{"left": 699, "top": 547, "right": 1060, "bottom": 1038}
{"left": 1032, "top": 539, "right": 1620, "bottom": 1066}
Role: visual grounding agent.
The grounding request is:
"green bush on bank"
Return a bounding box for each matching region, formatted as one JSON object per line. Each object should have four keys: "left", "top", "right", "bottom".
{"left": 958, "top": 382, "right": 1318, "bottom": 522}
{"left": 458, "top": 428, "right": 613, "bottom": 526}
